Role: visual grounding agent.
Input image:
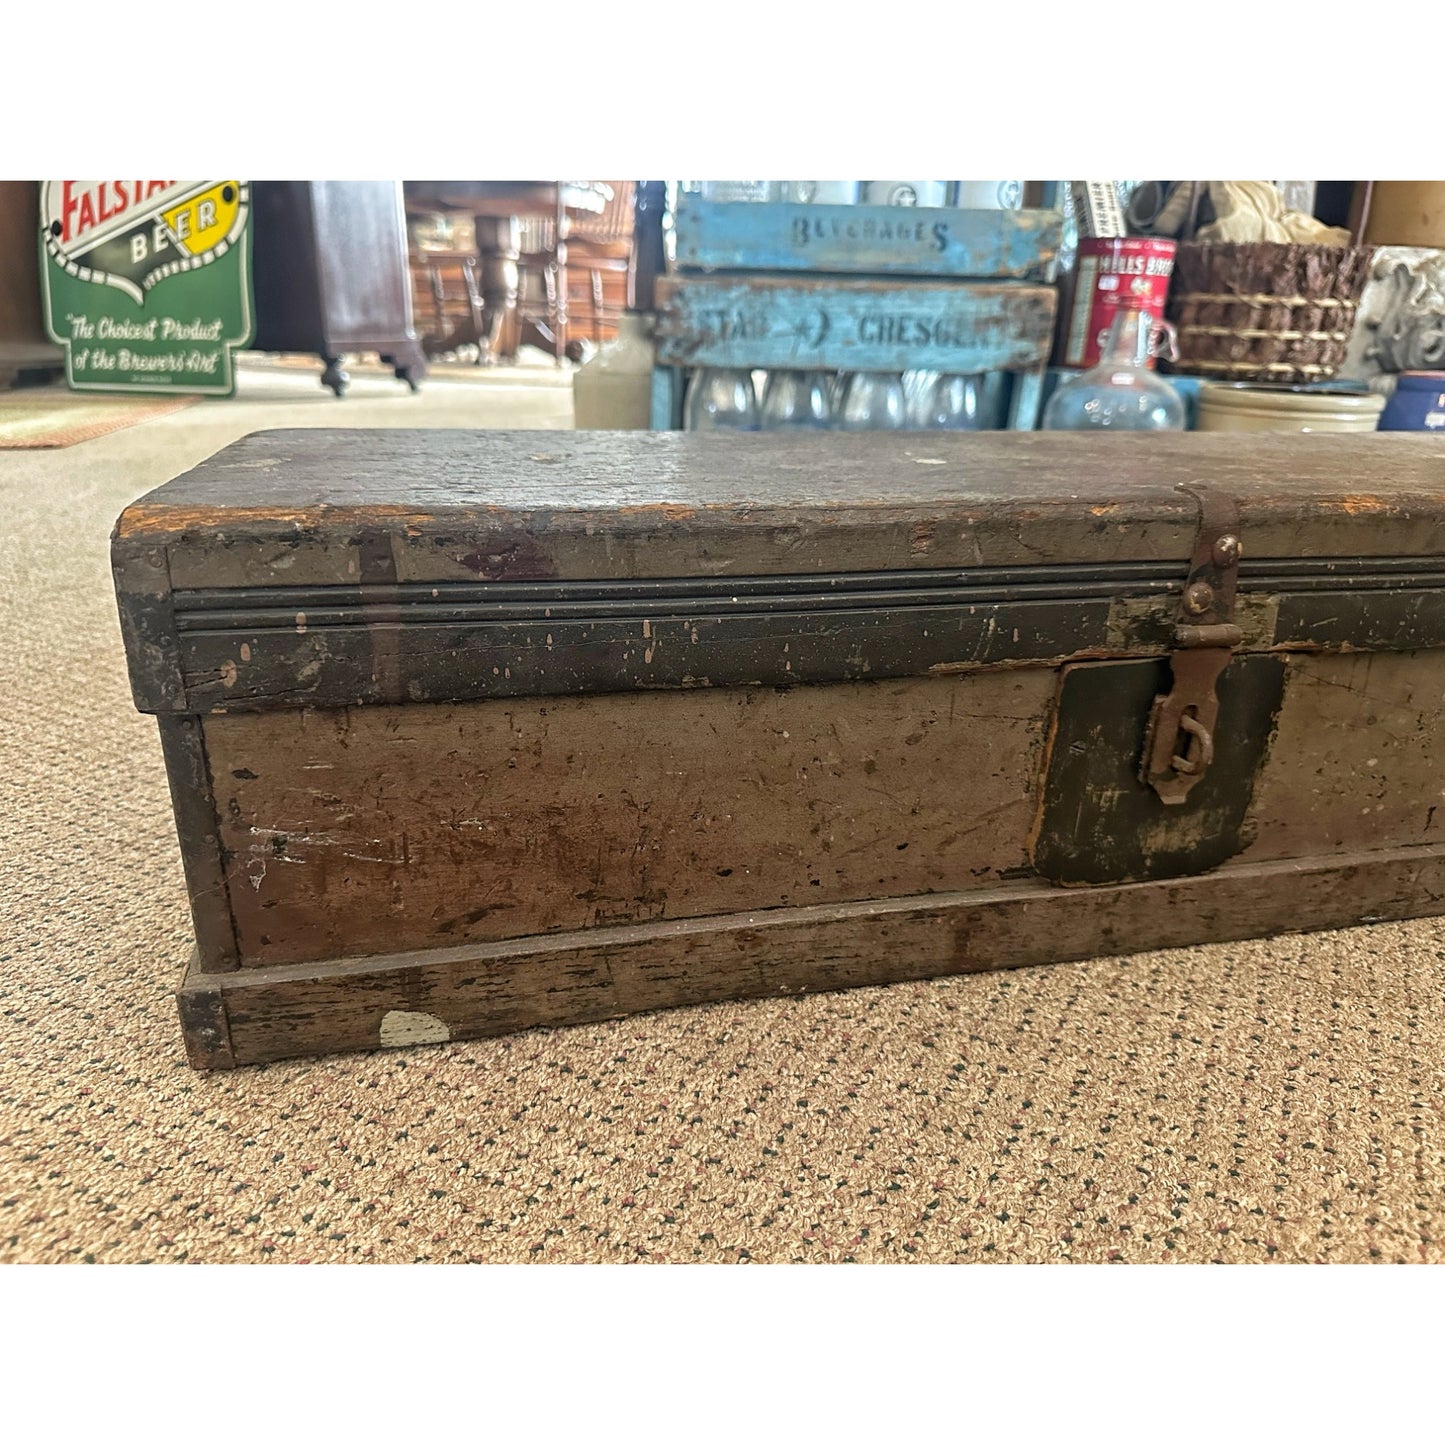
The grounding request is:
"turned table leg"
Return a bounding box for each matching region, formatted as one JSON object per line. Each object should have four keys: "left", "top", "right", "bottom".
{"left": 552, "top": 184, "right": 569, "bottom": 367}
{"left": 475, "top": 215, "right": 520, "bottom": 365}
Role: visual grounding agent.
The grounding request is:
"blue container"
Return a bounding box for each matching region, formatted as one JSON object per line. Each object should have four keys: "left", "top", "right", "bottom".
{"left": 1378, "top": 372, "right": 1445, "bottom": 432}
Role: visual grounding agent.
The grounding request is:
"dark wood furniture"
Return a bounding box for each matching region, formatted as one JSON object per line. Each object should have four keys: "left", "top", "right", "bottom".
{"left": 404, "top": 182, "right": 608, "bottom": 364}
{"left": 114, "top": 429, "right": 1445, "bottom": 1067}
{"left": 565, "top": 242, "right": 629, "bottom": 350}
{"left": 0, "top": 182, "right": 64, "bottom": 388}
{"left": 514, "top": 183, "right": 635, "bottom": 357}
{"left": 562, "top": 181, "right": 633, "bottom": 352}
{"left": 514, "top": 210, "right": 563, "bottom": 362}
{"left": 410, "top": 249, "right": 487, "bottom": 360}
{"left": 250, "top": 182, "right": 426, "bottom": 396}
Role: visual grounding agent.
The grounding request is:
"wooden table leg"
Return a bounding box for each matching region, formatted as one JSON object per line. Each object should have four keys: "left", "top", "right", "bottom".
{"left": 552, "top": 185, "right": 568, "bottom": 366}
{"left": 475, "top": 214, "right": 520, "bottom": 365}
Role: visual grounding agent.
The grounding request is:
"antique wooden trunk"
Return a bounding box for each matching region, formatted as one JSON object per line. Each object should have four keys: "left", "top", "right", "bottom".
{"left": 113, "top": 429, "right": 1445, "bottom": 1068}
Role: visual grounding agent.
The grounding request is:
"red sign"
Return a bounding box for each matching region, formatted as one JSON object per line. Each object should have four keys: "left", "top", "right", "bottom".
{"left": 1061, "top": 237, "right": 1176, "bottom": 369}
{"left": 54, "top": 181, "right": 180, "bottom": 247}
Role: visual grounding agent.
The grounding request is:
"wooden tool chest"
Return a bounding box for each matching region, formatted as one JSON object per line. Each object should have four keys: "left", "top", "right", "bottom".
{"left": 113, "top": 429, "right": 1445, "bottom": 1068}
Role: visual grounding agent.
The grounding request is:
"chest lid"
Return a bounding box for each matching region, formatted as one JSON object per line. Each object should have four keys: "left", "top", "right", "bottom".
{"left": 113, "top": 428, "right": 1445, "bottom": 714}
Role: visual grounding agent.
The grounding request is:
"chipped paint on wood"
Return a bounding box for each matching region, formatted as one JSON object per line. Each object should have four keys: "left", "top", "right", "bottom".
{"left": 1244, "top": 650, "right": 1445, "bottom": 863}
{"left": 115, "top": 501, "right": 445, "bottom": 538}
{"left": 673, "top": 199, "right": 1062, "bottom": 280}
{"left": 181, "top": 843, "right": 1445, "bottom": 1067}
{"left": 614, "top": 503, "right": 700, "bottom": 521}
{"left": 1106, "top": 591, "right": 1280, "bottom": 652}
{"left": 110, "top": 432, "right": 1445, "bottom": 608}
{"left": 206, "top": 671, "right": 1057, "bottom": 969}
{"left": 379, "top": 1010, "right": 451, "bottom": 1047}
{"left": 655, "top": 275, "right": 1057, "bottom": 373}
{"left": 1031, "top": 656, "right": 1288, "bottom": 885}
{"left": 156, "top": 719, "right": 241, "bottom": 970}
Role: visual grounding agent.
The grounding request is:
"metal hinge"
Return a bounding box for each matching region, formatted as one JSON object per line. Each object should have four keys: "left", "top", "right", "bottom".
{"left": 1140, "top": 483, "right": 1243, "bottom": 806}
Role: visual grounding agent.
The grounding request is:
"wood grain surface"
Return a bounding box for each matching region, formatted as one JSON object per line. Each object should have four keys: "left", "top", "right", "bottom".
{"left": 653, "top": 275, "right": 1057, "bottom": 373}
{"left": 206, "top": 670, "right": 1056, "bottom": 968}
{"left": 1243, "top": 650, "right": 1445, "bottom": 862}
{"left": 673, "top": 199, "right": 1062, "bottom": 279}
{"left": 113, "top": 431, "right": 1445, "bottom": 593}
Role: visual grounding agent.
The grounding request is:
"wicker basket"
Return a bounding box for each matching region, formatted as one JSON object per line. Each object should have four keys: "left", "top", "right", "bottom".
{"left": 1164, "top": 242, "right": 1374, "bottom": 383}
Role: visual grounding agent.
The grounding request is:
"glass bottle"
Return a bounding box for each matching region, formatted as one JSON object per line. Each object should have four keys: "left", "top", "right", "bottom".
{"left": 836, "top": 372, "right": 906, "bottom": 429}
{"left": 685, "top": 368, "right": 760, "bottom": 430}
{"left": 698, "top": 181, "right": 779, "bottom": 203}
{"left": 760, "top": 371, "right": 832, "bottom": 429}
{"left": 861, "top": 181, "right": 948, "bottom": 207}
{"left": 910, "top": 372, "right": 994, "bottom": 430}
{"left": 780, "top": 182, "right": 859, "bottom": 204}
{"left": 1041, "top": 309, "right": 1185, "bottom": 431}
{"left": 951, "top": 181, "right": 1024, "bottom": 210}
{"left": 572, "top": 312, "right": 656, "bottom": 430}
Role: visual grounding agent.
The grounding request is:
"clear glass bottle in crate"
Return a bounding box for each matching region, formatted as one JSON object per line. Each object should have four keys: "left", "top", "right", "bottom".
{"left": 685, "top": 368, "right": 760, "bottom": 431}
{"left": 1042, "top": 309, "right": 1185, "bottom": 432}
{"left": 837, "top": 373, "right": 906, "bottom": 429}
{"left": 698, "top": 181, "right": 780, "bottom": 203}
{"left": 910, "top": 373, "right": 998, "bottom": 430}
{"left": 760, "top": 371, "right": 833, "bottom": 429}
{"left": 779, "top": 182, "right": 860, "bottom": 204}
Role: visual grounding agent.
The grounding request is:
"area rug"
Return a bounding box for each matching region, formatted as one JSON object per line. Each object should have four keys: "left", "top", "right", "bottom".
{"left": 0, "top": 391, "right": 197, "bottom": 449}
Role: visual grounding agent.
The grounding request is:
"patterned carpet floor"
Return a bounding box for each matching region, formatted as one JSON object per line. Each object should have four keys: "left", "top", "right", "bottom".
{"left": 2, "top": 360, "right": 1442, "bottom": 1264}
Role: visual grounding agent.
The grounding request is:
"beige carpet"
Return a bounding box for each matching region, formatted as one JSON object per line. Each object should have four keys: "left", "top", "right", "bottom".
{"left": 2, "top": 360, "right": 1443, "bottom": 1264}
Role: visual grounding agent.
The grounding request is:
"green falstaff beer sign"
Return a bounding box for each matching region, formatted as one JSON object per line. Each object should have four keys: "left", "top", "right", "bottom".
{"left": 39, "top": 180, "right": 254, "bottom": 395}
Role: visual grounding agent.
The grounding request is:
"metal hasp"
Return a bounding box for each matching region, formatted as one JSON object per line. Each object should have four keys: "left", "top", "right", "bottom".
{"left": 1141, "top": 483, "right": 1244, "bottom": 805}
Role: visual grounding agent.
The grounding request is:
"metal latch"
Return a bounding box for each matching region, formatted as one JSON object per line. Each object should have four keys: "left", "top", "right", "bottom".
{"left": 1140, "top": 483, "right": 1243, "bottom": 806}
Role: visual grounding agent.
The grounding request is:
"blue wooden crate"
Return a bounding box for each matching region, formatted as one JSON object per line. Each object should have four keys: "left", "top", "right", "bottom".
{"left": 655, "top": 275, "right": 1056, "bottom": 375}
{"left": 674, "top": 199, "right": 1063, "bottom": 282}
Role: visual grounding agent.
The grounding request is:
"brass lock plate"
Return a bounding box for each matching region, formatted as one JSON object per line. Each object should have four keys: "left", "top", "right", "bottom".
{"left": 1031, "top": 653, "right": 1286, "bottom": 887}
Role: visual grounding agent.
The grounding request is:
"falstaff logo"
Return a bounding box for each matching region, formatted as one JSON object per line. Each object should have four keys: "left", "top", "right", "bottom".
{"left": 41, "top": 181, "right": 249, "bottom": 305}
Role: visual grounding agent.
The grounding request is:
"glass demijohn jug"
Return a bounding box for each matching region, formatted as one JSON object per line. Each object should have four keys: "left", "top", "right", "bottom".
{"left": 1042, "top": 308, "right": 1185, "bottom": 432}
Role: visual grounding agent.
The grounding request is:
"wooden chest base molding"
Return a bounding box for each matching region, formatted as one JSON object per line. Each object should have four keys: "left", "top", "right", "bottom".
{"left": 113, "top": 431, "right": 1445, "bottom": 1067}
{"left": 179, "top": 843, "right": 1445, "bottom": 1069}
